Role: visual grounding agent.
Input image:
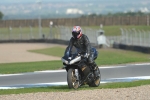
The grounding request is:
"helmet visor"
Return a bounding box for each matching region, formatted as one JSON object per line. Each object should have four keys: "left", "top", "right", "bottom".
{"left": 72, "top": 31, "right": 80, "bottom": 39}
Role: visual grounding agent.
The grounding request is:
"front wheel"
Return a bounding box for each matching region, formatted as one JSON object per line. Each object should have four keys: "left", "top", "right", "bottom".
{"left": 67, "top": 68, "right": 79, "bottom": 89}
{"left": 89, "top": 67, "right": 101, "bottom": 87}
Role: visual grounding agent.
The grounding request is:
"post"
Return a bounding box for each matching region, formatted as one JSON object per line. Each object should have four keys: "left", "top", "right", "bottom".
{"left": 125, "top": 29, "right": 129, "bottom": 45}
{"left": 130, "top": 29, "right": 133, "bottom": 45}
{"left": 0, "top": 30, "right": 2, "bottom": 38}
{"left": 147, "top": 15, "right": 149, "bottom": 26}
{"left": 9, "top": 26, "right": 12, "bottom": 40}
{"left": 37, "top": 1, "right": 42, "bottom": 39}
{"left": 132, "top": 28, "right": 137, "bottom": 46}
{"left": 49, "top": 21, "right": 53, "bottom": 39}
{"left": 149, "top": 31, "right": 150, "bottom": 47}
{"left": 30, "top": 26, "right": 33, "bottom": 39}
{"left": 120, "top": 28, "right": 124, "bottom": 44}
{"left": 142, "top": 30, "right": 146, "bottom": 46}
{"left": 138, "top": 30, "right": 142, "bottom": 46}
{"left": 19, "top": 26, "right": 22, "bottom": 40}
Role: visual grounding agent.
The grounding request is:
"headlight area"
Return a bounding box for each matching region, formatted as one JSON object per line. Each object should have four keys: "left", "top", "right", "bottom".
{"left": 69, "top": 56, "right": 81, "bottom": 65}
{"left": 61, "top": 58, "right": 68, "bottom": 64}
{"left": 61, "top": 56, "right": 81, "bottom": 65}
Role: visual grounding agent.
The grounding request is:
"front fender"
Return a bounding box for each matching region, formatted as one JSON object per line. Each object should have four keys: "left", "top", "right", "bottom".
{"left": 65, "top": 65, "right": 78, "bottom": 72}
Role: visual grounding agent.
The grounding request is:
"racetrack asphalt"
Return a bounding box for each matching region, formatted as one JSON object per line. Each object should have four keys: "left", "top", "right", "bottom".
{"left": 0, "top": 63, "right": 150, "bottom": 89}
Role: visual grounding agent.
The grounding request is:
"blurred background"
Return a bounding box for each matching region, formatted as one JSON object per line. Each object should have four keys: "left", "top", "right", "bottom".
{"left": 0, "top": 0, "right": 150, "bottom": 51}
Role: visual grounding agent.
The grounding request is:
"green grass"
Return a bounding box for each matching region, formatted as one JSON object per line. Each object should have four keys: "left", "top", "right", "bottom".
{"left": 96, "top": 48, "right": 150, "bottom": 65}
{"left": 0, "top": 61, "right": 62, "bottom": 74}
{"left": 29, "top": 46, "right": 150, "bottom": 66}
{"left": 0, "top": 79, "right": 150, "bottom": 95}
{"left": 0, "top": 47, "right": 150, "bottom": 74}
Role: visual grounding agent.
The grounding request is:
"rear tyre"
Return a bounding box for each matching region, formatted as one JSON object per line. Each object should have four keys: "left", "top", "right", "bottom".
{"left": 89, "top": 67, "right": 101, "bottom": 87}
{"left": 67, "top": 68, "right": 79, "bottom": 89}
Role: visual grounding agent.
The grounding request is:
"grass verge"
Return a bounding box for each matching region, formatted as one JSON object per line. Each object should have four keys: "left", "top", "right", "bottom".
{"left": 0, "top": 79, "right": 150, "bottom": 95}
{"left": 0, "top": 61, "right": 62, "bottom": 74}
{"left": 29, "top": 46, "right": 150, "bottom": 66}
{"left": 0, "top": 47, "right": 150, "bottom": 74}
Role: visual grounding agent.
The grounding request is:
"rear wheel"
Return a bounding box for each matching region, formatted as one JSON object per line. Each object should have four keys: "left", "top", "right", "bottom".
{"left": 67, "top": 68, "right": 79, "bottom": 89}
{"left": 89, "top": 67, "right": 101, "bottom": 87}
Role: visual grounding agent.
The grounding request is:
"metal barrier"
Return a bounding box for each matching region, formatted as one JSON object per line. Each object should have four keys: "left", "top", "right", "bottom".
{"left": 120, "top": 28, "right": 150, "bottom": 47}
{"left": 0, "top": 26, "right": 100, "bottom": 46}
{"left": 1, "top": 26, "right": 149, "bottom": 48}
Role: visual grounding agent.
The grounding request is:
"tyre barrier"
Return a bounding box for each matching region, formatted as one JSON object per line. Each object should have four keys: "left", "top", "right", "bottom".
{"left": 113, "top": 42, "right": 150, "bottom": 54}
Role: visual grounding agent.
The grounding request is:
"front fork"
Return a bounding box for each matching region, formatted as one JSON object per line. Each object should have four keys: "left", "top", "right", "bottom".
{"left": 75, "top": 69, "right": 79, "bottom": 81}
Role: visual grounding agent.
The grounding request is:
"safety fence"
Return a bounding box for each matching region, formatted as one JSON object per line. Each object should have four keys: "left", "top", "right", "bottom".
{"left": 112, "top": 28, "right": 150, "bottom": 47}
{"left": 0, "top": 26, "right": 150, "bottom": 48}
{"left": 0, "top": 26, "right": 99, "bottom": 46}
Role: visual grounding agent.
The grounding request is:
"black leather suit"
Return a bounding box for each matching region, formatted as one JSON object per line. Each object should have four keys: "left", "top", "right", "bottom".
{"left": 67, "top": 34, "right": 95, "bottom": 64}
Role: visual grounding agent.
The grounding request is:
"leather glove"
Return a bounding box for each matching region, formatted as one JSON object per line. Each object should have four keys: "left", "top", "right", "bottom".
{"left": 84, "top": 53, "right": 90, "bottom": 58}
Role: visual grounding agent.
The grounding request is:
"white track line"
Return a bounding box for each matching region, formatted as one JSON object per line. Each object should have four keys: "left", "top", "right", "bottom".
{"left": 34, "top": 70, "right": 66, "bottom": 73}
{"left": 0, "top": 76, "right": 150, "bottom": 89}
{"left": 133, "top": 63, "right": 150, "bottom": 65}
{"left": 0, "top": 63, "right": 149, "bottom": 77}
{"left": 0, "top": 73, "right": 25, "bottom": 77}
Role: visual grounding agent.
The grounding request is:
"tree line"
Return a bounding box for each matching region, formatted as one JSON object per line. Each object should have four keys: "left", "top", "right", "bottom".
{"left": 0, "top": 10, "right": 150, "bottom": 20}
{"left": 80, "top": 11, "right": 150, "bottom": 18}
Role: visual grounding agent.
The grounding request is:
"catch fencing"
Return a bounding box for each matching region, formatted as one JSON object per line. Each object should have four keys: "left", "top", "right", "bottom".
{"left": 0, "top": 26, "right": 100, "bottom": 46}
{"left": 51, "top": 27, "right": 150, "bottom": 47}
{"left": 108, "top": 28, "right": 150, "bottom": 47}
{"left": 0, "top": 26, "right": 150, "bottom": 48}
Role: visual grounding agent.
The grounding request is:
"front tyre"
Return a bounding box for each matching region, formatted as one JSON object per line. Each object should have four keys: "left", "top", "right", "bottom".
{"left": 67, "top": 68, "right": 79, "bottom": 89}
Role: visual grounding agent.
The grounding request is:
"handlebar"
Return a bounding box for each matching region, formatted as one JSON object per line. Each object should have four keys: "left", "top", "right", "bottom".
{"left": 78, "top": 53, "right": 89, "bottom": 58}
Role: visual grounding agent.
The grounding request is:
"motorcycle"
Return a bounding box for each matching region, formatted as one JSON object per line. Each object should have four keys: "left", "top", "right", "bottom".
{"left": 61, "top": 46, "right": 101, "bottom": 89}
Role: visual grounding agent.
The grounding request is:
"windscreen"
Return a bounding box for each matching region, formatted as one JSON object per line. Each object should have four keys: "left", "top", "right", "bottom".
{"left": 64, "top": 46, "right": 78, "bottom": 58}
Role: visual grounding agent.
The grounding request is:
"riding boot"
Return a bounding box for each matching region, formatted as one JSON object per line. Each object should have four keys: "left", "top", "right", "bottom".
{"left": 90, "top": 62, "right": 99, "bottom": 77}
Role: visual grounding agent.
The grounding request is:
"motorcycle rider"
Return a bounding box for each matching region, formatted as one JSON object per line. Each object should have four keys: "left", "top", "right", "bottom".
{"left": 66, "top": 26, "right": 98, "bottom": 80}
